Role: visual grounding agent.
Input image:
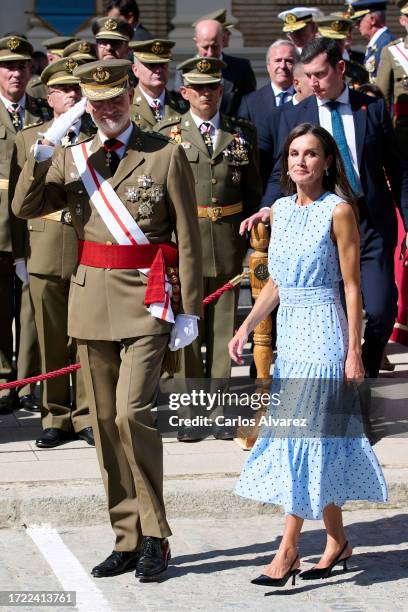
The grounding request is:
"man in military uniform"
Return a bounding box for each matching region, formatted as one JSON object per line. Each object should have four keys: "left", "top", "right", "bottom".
{"left": 161, "top": 57, "right": 261, "bottom": 440}
{"left": 9, "top": 57, "right": 95, "bottom": 447}
{"left": 92, "top": 16, "right": 133, "bottom": 61}
{"left": 0, "top": 35, "right": 51, "bottom": 414}
{"left": 27, "top": 37, "right": 79, "bottom": 100}
{"left": 13, "top": 59, "right": 202, "bottom": 581}
{"left": 62, "top": 40, "right": 97, "bottom": 62}
{"left": 130, "top": 39, "right": 187, "bottom": 131}
{"left": 278, "top": 7, "right": 323, "bottom": 52}
{"left": 352, "top": 0, "right": 395, "bottom": 80}
{"left": 376, "top": 0, "right": 408, "bottom": 150}
{"left": 315, "top": 14, "right": 369, "bottom": 87}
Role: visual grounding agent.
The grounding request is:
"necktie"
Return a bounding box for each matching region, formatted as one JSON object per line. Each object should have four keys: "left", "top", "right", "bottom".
{"left": 8, "top": 102, "right": 22, "bottom": 132}
{"left": 150, "top": 99, "right": 162, "bottom": 122}
{"left": 326, "top": 101, "right": 359, "bottom": 194}
{"left": 276, "top": 91, "right": 286, "bottom": 107}
{"left": 199, "top": 121, "right": 213, "bottom": 155}
{"left": 103, "top": 138, "right": 123, "bottom": 175}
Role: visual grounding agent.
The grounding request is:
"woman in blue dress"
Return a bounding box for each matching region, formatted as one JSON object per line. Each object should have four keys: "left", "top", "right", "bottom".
{"left": 229, "top": 123, "right": 387, "bottom": 587}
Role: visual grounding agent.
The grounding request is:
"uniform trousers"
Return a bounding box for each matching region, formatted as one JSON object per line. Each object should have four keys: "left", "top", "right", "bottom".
{"left": 15, "top": 281, "right": 41, "bottom": 396}
{"left": 0, "top": 252, "right": 14, "bottom": 379}
{"left": 29, "top": 274, "right": 90, "bottom": 432}
{"left": 359, "top": 214, "right": 398, "bottom": 378}
{"left": 77, "top": 334, "right": 172, "bottom": 552}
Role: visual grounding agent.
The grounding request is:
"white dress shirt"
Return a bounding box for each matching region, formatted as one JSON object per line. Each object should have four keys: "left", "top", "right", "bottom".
{"left": 0, "top": 93, "right": 26, "bottom": 122}
{"left": 98, "top": 122, "right": 133, "bottom": 159}
{"left": 190, "top": 110, "right": 221, "bottom": 149}
{"left": 367, "top": 26, "right": 388, "bottom": 52}
{"left": 271, "top": 82, "right": 294, "bottom": 106}
{"left": 317, "top": 86, "right": 362, "bottom": 192}
{"left": 139, "top": 87, "right": 166, "bottom": 117}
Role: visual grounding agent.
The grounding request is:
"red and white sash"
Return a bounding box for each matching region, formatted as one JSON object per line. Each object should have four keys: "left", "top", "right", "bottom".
{"left": 389, "top": 41, "right": 408, "bottom": 75}
{"left": 71, "top": 139, "right": 174, "bottom": 323}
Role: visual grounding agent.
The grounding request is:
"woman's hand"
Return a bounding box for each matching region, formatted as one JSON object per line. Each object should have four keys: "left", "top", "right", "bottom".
{"left": 228, "top": 326, "right": 249, "bottom": 365}
{"left": 344, "top": 350, "right": 365, "bottom": 382}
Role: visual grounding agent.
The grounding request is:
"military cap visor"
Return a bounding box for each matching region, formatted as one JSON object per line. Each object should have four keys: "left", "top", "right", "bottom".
{"left": 315, "top": 16, "right": 352, "bottom": 39}
{"left": 351, "top": 0, "right": 388, "bottom": 12}
{"left": 192, "top": 8, "right": 234, "bottom": 29}
{"left": 42, "top": 36, "right": 78, "bottom": 55}
{"left": 92, "top": 17, "right": 133, "bottom": 42}
{"left": 73, "top": 58, "right": 131, "bottom": 101}
{"left": 130, "top": 39, "right": 175, "bottom": 63}
{"left": 281, "top": 14, "right": 314, "bottom": 32}
{"left": 177, "top": 57, "right": 226, "bottom": 84}
{"left": 397, "top": 0, "right": 408, "bottom": 14}
{"left": 41, "top": 57, "right": 84, "bottom": 86}
{"left": 0, "top": 36, "right": 33, "bottom": 62}
{"left": 62, "top": 40, "right": 97, "bottom": 61}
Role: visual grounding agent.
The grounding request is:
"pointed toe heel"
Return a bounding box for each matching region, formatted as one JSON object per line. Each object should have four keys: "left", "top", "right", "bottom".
{"left": 300, "top": 541, "right": 351, "bottom": 581}
{"left": 251, "top": 555, "right": 300, "bottom": 587}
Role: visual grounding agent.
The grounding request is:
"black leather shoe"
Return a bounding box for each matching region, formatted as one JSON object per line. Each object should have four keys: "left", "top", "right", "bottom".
{"left": 91, "top": 550, "right": 140, "bottom": 578}
{"left": 19, "top": 394, "right": 41, "bottom": 412}
{"left": 135, "top": 537, "right": 171, "bottom": 581}
{"left": 77, "top": 426, "right": 95, "bottom": 446}
{"left": 212, "top": 423, "right": 235, "bottom": 440}
{"left": 35, "top": 428, "right": 73, "bottom": 448}
{"left": 177, "top": 426, "right": 205, "bottom": 442}
{"left": 0, "top": 390, "right": 19, "bottom": 415}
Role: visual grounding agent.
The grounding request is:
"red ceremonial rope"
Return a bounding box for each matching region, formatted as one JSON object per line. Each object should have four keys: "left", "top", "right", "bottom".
{"left": 0, "top": 278, "right": 238, "bottom": 390}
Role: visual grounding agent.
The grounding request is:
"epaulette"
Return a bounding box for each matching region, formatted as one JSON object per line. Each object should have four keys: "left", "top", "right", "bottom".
{"left": 22, "top": 120, "right": 44, "bottom": 131}
{"left": 387, "top": 38, "right": 403, "bottom": 48}
{"left": 66, "top": 134, "right": 93, "bottom": 148}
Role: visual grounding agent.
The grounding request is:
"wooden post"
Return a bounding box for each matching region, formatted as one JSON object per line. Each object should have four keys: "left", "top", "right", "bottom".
{"left": 234, "top": 223, "right": 273, "bottom": 450}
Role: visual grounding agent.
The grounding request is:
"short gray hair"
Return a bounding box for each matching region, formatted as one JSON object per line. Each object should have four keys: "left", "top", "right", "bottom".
{"left": 266, "top": 39, "right": 299, "bottom": 64}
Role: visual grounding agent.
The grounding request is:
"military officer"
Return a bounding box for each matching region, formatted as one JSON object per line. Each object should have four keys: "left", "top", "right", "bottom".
{"left": 376, "top": 0, "right": 408, "bottom": 151}
{"left": 130, "top": 39, "right": 187, "bottom": 131}
{"left": 162, "top": 57, "right": 262, "bottom": 440}
{"left": 92, "top": 16, "right": 133, "bottom": 61}
{"left": 13, "top": 59, "right": 202, "bottom": 581}
{"left": 315, "top": 14, "right": 369, "bottom": 87}
{"left": 62, "top": 40, "right": 97, "bottom": 62}
{"left": 352, "top": 0, "right": 395, "bottom": 80}
{"left": 0, "top": 35, "right": 51, "bottom": 414}
{"left": 9, "top": 57, "right": 95, "bottom": 447}
{"left": 278, "top": 7, "right": 323, "bottom": 52}
{"left": 27, "top": 37, "right": 79, "bottom": 100}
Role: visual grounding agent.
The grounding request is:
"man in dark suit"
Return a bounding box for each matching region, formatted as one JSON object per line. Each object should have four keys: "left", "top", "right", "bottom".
{"left": 352, "top": 0, "right": 395, "bottom": 79}
{"left": 238, "top": 39, "right": 298, "bottom": 190}
{"left": 106, "top": 0, "right": 153, "bottom": 41}
{"left": 243, "top": 37, "right": 408, "bottom": 378}
{"left": 174, "top": 19, "right": 256, "bottom": 116}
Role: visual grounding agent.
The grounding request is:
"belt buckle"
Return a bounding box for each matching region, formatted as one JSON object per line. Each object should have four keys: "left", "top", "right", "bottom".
{"left": 207, "top": 206, "right": 222, "bottom": 222}
{"left": 61, "top": 210, "right": 72, "bottom": 225}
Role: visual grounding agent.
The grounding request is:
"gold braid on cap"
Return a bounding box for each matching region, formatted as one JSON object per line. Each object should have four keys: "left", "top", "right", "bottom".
{"left": 81, "top": 74, "right": 128, "bottom": 90}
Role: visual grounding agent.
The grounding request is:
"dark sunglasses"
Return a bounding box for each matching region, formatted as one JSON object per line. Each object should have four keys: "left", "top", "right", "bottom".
{"left": 186, "top": 82, "right": 220, "bottom": 91}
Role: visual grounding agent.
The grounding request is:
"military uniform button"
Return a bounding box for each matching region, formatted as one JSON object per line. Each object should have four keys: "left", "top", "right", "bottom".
{"left": 78, "top": 189, "right": 84, "bottom": 194}
{"left": 211, "top": 197, "right": 218, "bottom": 203}
{"left": 211, "top": 178, "right": 217, "bottom": 184}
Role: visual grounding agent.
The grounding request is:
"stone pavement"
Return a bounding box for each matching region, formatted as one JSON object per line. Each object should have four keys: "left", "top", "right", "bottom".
{"left": 0, "top": 511, "right": 407, "bottom": 612}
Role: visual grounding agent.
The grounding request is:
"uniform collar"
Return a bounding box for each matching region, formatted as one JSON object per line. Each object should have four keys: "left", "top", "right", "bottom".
{"left": 190, "top": 109, "right": 220, "bottom": 131}
{"left": 138, "top": 86, "right": 166, "bottom": 109}
{"left": 0, "top": 92, "right": 26, "bottom": 111}
{"left": 368, "top": 27, "right": 388, "bottom": 49}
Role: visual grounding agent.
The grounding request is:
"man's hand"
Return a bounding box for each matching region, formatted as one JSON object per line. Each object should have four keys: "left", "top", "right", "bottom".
{"left": 168, "top": 314, "right": 199, "bottom": 351}
{"left": 14, "top": 258, "right": 29, "bottom": 288}
{"left": 239, "top": 208, "right": 270, "bottom": 235}
{"left": 42, "top": 98, "right": 86, "bottom": 145}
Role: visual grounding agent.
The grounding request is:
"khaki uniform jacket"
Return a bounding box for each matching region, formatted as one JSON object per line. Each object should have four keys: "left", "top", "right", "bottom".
{"left": 130, "top": 85, "right": 188, "bottom": 131}
{"left": 12, "top": 124, "right": 203, "bottom": 340}
{"left": 9, "top": 117, "right": 96, "bottom": 279}
{"left": 377, "top": 36, "right": 408, "bottom": 129}
{"left": 156, "top": 111, "right": 262, "bottom": 277}
{"left": 0, "top": 95, "right": 51, "bottom": 256}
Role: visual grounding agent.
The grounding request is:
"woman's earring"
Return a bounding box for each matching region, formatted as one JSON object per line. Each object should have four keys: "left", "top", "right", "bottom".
{"left": 325, "top": 168, "right": 329, "bottom": 176}
{"left": 287, "top": 170, "right": 291, "bottom": 176}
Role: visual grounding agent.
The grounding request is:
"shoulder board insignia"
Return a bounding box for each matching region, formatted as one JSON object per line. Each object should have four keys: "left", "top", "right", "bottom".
{"left": 67, "top": 135, "right": 93, "bottom": 148}
{"left": 22, "top": 120, "right": 44, "bottom": 131}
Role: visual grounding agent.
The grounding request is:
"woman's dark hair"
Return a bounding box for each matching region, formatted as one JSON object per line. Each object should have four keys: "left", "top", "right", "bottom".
{"left": 357, "top": 83, "right": 385, "bottom": 100}
{"left": 281, "top": 123, "right": 358, "bottom": 219}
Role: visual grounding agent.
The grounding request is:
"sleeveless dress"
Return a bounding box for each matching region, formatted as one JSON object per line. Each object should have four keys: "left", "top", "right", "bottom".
{"left": 235, "top": 192, "right": 388, "bottom": 519}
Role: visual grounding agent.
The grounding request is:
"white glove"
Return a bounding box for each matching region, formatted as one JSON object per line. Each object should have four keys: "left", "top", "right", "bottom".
{"left": 14, "top": 258, "right": 29, "bottom": 287}
{"left": 168, "top": 314, "right": 199, "bottom": 351}
{"left": 43, "top": 98, "right": 87, "bottom": 145}
{"left": 33, "top": 142, "right": 55, "bottom": 161}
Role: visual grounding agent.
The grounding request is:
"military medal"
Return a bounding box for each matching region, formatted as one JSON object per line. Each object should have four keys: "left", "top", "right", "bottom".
{"left": 138, "top": 174, "right": 153, "bottom": 188}
{"left": 231, "top": 168, "right": 241, "bottom": 184}
{"left": 126, "top": 186, "right": 140, "bottom": 202}
{"left": 138, "top": 199, "right": 154, "bottom": 219}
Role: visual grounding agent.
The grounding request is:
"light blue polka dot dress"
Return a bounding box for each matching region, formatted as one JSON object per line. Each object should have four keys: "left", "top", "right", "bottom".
{"left": 235, "top": 192, "right": 388, "bottom": 519}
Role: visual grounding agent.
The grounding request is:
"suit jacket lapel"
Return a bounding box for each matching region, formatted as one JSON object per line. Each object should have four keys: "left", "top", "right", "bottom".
{"left": 349, "top": 89, "right": 366, "bottom": 168}
{"left": 309, "top": 96, "right": 320, "bottom": 124}
{"left": 110, "top": 125, "right": 145, "bottom": 189}
{"left": 212, "top": 116, "right": 234, "bottom": 159}
{"left": 132, "top": 86, "right": 155, "bottom": 126}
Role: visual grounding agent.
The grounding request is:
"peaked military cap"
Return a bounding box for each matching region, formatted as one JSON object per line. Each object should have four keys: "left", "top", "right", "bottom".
{"left": 177, "top": 56, "right": 226, "bottom": 85}
{"left": 62, "top": 40, "right": 97, "bottom": 61}
{"left": 42, "top": 36, "right": 78, "bottom": 56}
{"left": 315, "top": 15, "right": 353, "bottom": 39}
{"left": 192, "top": 8, "right": 234, "bottom": 29}
{"left": 397, "top": 0, "right": 408, "bottom": 14}
{"left": 73, "top": 58, "right": 131, "bottom": 101}
{"left": 92, "top": 16, "right": 133, "bottom": 42}
{"left": 278, "top": 7, "right": 324, "bottom": 32}
{"left": 332, "top": 3, "right": 370, "bottom": 21}
{"left": 130, "top": 39, "right": 175, "bottom": 63}
{"left": 41, "top": 57, "right": 86, "bottom": 86}
{"left": 0, "top": 36, "right": 33, "bottom": 62}
{"left": 351, "top": 0, "right": 389, "bottom": 12}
